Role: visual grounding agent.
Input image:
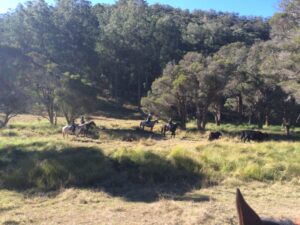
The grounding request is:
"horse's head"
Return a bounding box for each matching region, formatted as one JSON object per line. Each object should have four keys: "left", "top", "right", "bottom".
{"left": 236, "top": 188, "right": 264, "bottom": 225}
{"left": 89, "top": 121, "right": 96, "bottom": 127}
{"left": 236, "top": 189, "right": 298, "bottom": 225}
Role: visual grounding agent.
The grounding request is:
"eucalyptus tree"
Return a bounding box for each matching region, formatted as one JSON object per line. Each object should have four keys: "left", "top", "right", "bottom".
{"left": 141, "top": 62, "right": 189, "bottom": 129}
{"left": 53, "top": 0, "right": 100, "bottom": 122}
{"left": 142, "top": 52, "right": 233, "bottom": 130}
{"left": 0, "top": 47, "right": 29, "bottom": 127}
{"left": 212, "top": 42, "right": 249, "bottom": 123}
{"left": 101, "top": 0, "right": 155, "bottom": 102}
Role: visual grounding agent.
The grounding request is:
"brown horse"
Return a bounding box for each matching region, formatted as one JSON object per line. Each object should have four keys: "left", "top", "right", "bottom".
{"left": 140, "top": 120, "right": 159, "bottom": 131}
{"left": 236, "top": 189, "right": 300, "bottom": 225}
{"left": 161, "top": 123, "right": 178, "bottom": 138}
{"left": 79, "top": 121, "right": 97, "bottom": 137}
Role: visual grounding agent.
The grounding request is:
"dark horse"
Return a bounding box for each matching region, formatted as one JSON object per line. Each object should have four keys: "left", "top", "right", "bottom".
{"left": 161, "top": 123, "right": 178, "bottom": 138}
{"left": 79, "top": 121, "right": 97, "bottom": 137}
{"left": 140, "top": 120, "right": 159, "bottom": 131}
{"left": 236, "top": 189, "right": 299, "bottom": 225}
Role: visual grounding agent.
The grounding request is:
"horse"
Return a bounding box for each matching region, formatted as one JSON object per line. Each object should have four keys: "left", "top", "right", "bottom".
{"left": 140, "top": 120, "right": 159, "bottom": 131}
{"left": 62, "top": 124, "right": 82, "bottom": 138}
{"left": 62, "top": 121, "right": 97, "bottom": 138}
{"left": 236, "top": 188, "right": 300, "bottom": 225}
{"left": 80, "top": 121, "right": 97, "bottom": 137}
{"left": 161, "top": 123, "right": 178, "bottom": 138}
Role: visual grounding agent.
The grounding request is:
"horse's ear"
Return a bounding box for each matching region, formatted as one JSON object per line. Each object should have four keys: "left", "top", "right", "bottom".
{"left": 236, "top": 188, "right": 264, "bottom": 225}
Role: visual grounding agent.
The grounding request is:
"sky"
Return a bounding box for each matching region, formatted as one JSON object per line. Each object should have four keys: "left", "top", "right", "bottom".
{"left": 0, "top": 0, "right": 280, "bottom": 17}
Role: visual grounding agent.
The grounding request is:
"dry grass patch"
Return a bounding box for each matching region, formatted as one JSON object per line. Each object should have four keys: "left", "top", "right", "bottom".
{"left": 0, "top": 183, "right": 299, "bottom": 225}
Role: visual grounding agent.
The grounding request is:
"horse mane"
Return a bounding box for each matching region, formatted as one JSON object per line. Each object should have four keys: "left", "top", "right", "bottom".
{"left": 80, "top": 121, "right": 96, "bottom": 126}
{"left": 87, "top": 121, "right": 96, "bottom": 125}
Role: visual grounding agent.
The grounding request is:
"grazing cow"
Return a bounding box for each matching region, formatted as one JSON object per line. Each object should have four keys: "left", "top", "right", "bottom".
{"left": 240, "top": 130, "right": 268, "bottom": 142}
{"left": 236, "top": 188, "right": 299, "bottom": 225}
{"left": 208, "top": 131, "right": 222, "bottom": 141}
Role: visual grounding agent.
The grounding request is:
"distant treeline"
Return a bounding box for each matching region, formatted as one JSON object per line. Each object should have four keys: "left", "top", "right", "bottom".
{"left": 0, "top": 0, "right": 299, "bottom": 133}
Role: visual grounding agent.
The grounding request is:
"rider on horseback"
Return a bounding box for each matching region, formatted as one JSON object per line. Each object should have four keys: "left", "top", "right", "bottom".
{"left": 70, "top": 119, "right": 77, "bottom": 133}
{"left": 80, "top": 116, "right": 85, "bottom": 124}
{"left": 168, "top": 118, "right": 174, "bottom": 129}
{"left": 145, "top": 113, "right": 153, "bottom": 125}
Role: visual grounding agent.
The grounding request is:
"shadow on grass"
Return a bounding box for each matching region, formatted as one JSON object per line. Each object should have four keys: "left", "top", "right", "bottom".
{"left": 266, "top": 133, "right": 300, "bottom": 141}
{"left": 0, "top": 142, "right": 205, "bottom": 203}
{"left": 102, "top": 128, "right": 164, "bottom": 141}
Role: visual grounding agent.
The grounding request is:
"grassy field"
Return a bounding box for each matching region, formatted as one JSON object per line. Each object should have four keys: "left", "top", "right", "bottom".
{"left": 0, "top": 114, "right": 299, "bottom": 225}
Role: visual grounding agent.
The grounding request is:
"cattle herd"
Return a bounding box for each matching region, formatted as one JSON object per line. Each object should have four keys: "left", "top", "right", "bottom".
{"left": 208, "top": 130, "right": 269, "bottom": 142}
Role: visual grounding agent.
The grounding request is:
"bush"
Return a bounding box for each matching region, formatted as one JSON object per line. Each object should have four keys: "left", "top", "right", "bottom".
{"left": 112, "top": 148, "right": 203, "bottom": 184}
{"left": 28, "top": 159, "right": 68, "bottom": 190}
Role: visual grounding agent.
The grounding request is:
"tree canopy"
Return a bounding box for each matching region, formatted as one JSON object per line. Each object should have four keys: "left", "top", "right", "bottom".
{"left": 0, "top": 0, "right": 299, "bottom": 133}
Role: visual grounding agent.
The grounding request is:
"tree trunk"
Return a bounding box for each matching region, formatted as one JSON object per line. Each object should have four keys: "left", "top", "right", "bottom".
{"left": 214, "top": 106, "right": 221, "bottom": 126}
{"left": 264, "top": 114, "right": 269, "bottom": 127}
{"left": 45, "top": 101, "right": 55, "bottom": 125}
{"left": 283, "top": 117, "right": 291, "bottom": 136}
{"left": 196, "top": 106, "right": 207, "bottom": 131}
{"left": 257, "top": 116, "right": 263, "bottom": 129}
{"left": 177, "top": 97, "right": 187, "bottom": 130}
{"left": 1, "top": 114, "right": 10, "bottom": 128}
{"left": 296, "top": 114, "right": 300, "bottom": 124}
{"left": 201, "top": 112, "right": 207, "bottom": 130}
{"left": 114, "top": 72, "right": 119, "bottom": 99}
{"left": 3, "top": 114, "right": 9, "bottom": 127}
{"left": 256, "top": 111, "right": 264, "bottom": 129}
{"left": 248, "top": 114, "right": 252, "bottom": 125}
{"left": 138, "top": 73, "right": 141, "bottom": 104}
{"left": 0, "top": 112, "right": 16, "bottom": 128}
{"left": 285, "top": 125, "right": 290, "bottom": 136}
{"left": 48, "top": 109, "right": 54, "bottom": 125}
{"left": 180, "top": 117, "right": 186, "bottom": 130}
{"left": 178, "top": 108, "right": 187, "bottom": 130}
{"left": 237, "top": 94, "right": 243, "bottom": 121}
{"left": 54, "top": 111, "right": 57, "bottom": 126}
{"left": 62, "top": 109, "right": 71, "bottom": 124}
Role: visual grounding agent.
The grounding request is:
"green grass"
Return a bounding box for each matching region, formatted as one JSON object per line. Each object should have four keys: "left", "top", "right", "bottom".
{"left": 0, "top": 138, "right": 299, "bottom": 192}
{"left": 195, "top": 141, "right": 300, "bottom": 182}
{"left": 0, "top": 115, "right": 299, "bottom": 225}
{"left": 0, "top": 115, "right": 299, "bottom": 193}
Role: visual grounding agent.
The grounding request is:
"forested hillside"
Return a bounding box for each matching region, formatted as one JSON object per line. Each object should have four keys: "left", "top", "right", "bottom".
{"left": 0, "top": 0, "right": 299, "bottom": 132}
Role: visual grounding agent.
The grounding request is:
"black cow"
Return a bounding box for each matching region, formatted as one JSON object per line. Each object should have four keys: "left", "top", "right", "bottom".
{"left": 240, "top": 130, "right": 268, "bottom": 142}
{"left": 208, "top": 131, "right": 222, "bottom": 141}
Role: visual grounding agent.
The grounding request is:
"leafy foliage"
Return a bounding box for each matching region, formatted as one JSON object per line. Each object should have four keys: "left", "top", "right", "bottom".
{"left": 0, "top": 0, "right": 299, "bottom": 131}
